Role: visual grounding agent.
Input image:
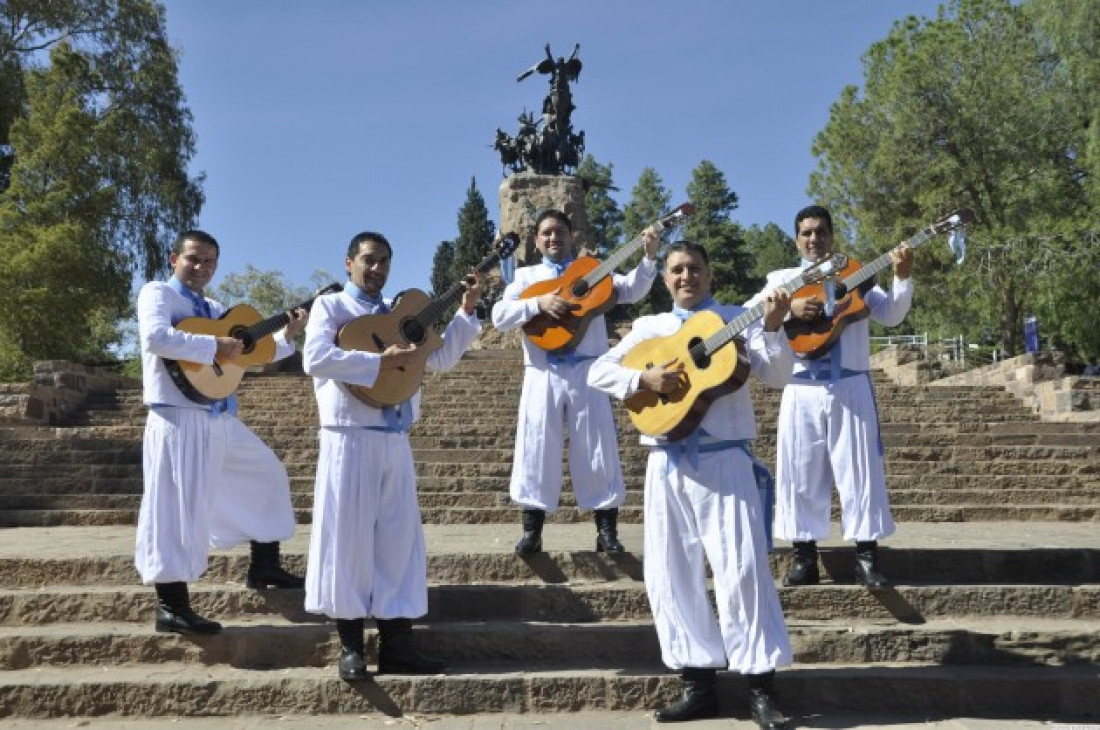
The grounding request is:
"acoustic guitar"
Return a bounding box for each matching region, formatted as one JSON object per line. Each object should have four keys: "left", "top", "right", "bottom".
{"left": 785, "top": 208, "right": 975, "bottom": 359}
{"left": 622, "top": 256, "right": 846, "bottom": 441}
{"left": 336, "top": 233, "right": 519, "bottom": 408}
{"left": 520, "top": 203, "right": 695, "bottom": 353}
{"left": 165, "top": 282, "right": 343, "bottom": 405}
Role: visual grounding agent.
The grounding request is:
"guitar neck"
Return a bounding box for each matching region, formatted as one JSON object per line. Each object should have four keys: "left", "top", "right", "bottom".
{"left": 695, "top": 272, "right": 815, "bottom": 359}
{"left": 237, "top": 288, "right": 335, "bottom": 343}
{"left": 415, "top": 251, "right": 502, "bottom": 327}
{"left": 243, "top": 312, "right": 292, "bottom": 342}
{"left": 583, "top": 212, "right": 684, "bottom": 288}
{"left": 842, "top": 223, "right": 938, "bottom": 290}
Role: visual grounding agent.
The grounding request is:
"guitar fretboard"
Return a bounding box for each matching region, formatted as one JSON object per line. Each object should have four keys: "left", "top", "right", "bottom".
{"left": 689, "top": 269, "right": 822, "bottom": 362}
{"left": 841, "top": 224, "right": 937, "bottom": 291}
{"left": 580, "top": 208, "right": 690, "bottom": 290}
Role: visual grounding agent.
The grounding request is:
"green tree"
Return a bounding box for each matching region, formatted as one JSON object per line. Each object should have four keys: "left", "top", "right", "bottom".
{"left": 808, "top": 0, "right": 1095, "bottom": 356}
{"left": 577, "top": 155, "right": 623, "bottom": 256}
{"left": 209, "top": 265, "right": 311, "bottom": 316}
{"left": 448, "top": 179, "right": 497, "bottom": 316}
{"left": 622, "top": 167, "right": 672, "bottom": 315}
{"left": 684, "top": 160, "right": 757, "bottom": 305}
{"left": 744, "top": 223, "right": 798, "bottom": 282}
{"left": 430, "top": 240, "right": 455, "bottom": 299}
{"left": 0, "top": 0, "right": 202, "bottom": 377}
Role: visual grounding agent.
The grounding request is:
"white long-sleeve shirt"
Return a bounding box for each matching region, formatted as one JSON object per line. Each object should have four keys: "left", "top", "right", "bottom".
{"left": 137, "top": 281, "right": 295, "bottom": 407}
{"left": 302, "top": 289, "right": 481, "bottom": 428}
{"left": 747, "top": 268, "right": 913, "bottom": 374}
{"left": 588, "top": 304, "right": 794, "bottom": 445}
{"left": 491, "top": 257, "right": 657, "bottom": 366}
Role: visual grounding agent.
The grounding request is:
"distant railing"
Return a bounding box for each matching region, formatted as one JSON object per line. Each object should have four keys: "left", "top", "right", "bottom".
{"left": 870, "top": 333, "right": 1006, "bottom": 368}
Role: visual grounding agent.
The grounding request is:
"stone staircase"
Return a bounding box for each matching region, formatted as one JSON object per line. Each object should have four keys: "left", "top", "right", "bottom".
{"left": 0, "top": 348, "right": 1097, "bottom": 722}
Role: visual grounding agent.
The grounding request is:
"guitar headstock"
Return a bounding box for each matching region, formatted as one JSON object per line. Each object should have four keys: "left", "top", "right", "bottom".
{"left": 931, "top": 208, "right": 976, "bottom": 234}
{"left": 496, "top": 232, "right": 520, "bottom": 260}
{"left": 656, "top": 203, "right": 696, "bottom": 230}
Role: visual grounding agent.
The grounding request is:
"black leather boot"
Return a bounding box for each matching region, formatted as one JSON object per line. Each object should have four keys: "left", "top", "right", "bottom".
{"left": 336, "top": 618, "right": 369, "bottom": 680}
{"left": 246, "top": 541, "right": 305, "bottom": 589}
{"left": 783, "top": 540, "right": 820, "bottom": 586}
{"left": 154, "top": 581, "right": 222, "bottom": 635}
{"left": 376, "top": 618, "right": 445, "bottom": 675}
{"left": 515, "top": 508, "right": 545, "bottom": 556}
{"left": 594, "top": 508, "right": 625, "bottom": 554}
{"left": 854, "top": 540, "right": 891, "bottom": 589}
{"left": 655, "top": 667, "right": 719, "bottom": 723}
{"left": 748, "top": 671, "right": 790, "bottom": 730}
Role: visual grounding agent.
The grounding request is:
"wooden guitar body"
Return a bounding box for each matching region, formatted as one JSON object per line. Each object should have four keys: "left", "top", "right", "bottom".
{"left": 783, "top": 257, "right": 875, "bottom": 359}
{"left": 520, "top": 255, "right": 618, "bottom": 353}
{"left": 165, "top": 304, "right": 276, "bottom": 404}
{"left": 622, "top": 310, "right": 752, "bottom": 441}
{"left": 336, "top": 289, "right": 444, "bottom": 408}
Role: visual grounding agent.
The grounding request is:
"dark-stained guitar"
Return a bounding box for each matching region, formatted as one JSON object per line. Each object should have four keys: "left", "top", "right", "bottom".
{"left": 623, "top": 256, "right": 846, "bottom": 441}
{"left": 520, "top": 203, "right": 695, "bottom": 353}
{"left": 165, "top": 282, "right": 343, "bottom": 404}
{"left": 336, "top": 234, "right": 519, "bottom": 408}
{"left": 785, "top": 208, "right": 974, "bottom": 359}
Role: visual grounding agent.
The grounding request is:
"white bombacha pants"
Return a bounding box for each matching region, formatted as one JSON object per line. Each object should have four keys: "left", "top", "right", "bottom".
{"left": 509, "top": 362, "right": 625, "bottom": 512}
{"left": 305, "top": 427, "right": 427, "bottom": 620}
{"left": 135, "top": 407, "right": 296, "bottom": 584}
{"left": 644, "top": 446, "right": 792, "bottom": 674}
{"left": 774, "top": 375, "right": 895, "bottom": 543}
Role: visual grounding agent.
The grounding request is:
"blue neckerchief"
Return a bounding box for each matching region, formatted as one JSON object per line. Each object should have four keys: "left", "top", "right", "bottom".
{"left": 542, "top": 256, "right": 573, "bottom": 278}
{"left": 671, "top": 295, "right": 717, "bottom": 322}
{"left": 344, "top": 282, "right": 389, "bottom": 314}
{"left": 168, "top": 276, "right": 212, "bottom": 318}
{"left": 166, "top": 277, "right": 236, "bottom": 415}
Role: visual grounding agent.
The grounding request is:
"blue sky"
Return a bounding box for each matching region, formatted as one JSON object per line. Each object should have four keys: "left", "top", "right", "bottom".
{"left": 162, "top": 0, "right": 944, "bottom": 297}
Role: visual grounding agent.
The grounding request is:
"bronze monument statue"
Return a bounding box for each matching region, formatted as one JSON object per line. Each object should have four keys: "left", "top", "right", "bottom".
{"left": 494, "top": 44, "right": 586, "bottom": 176}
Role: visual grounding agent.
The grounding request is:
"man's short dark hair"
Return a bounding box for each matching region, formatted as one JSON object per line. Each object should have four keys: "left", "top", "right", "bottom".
{"left": 664, "top": 240, "right": 709, "bottom": 266}
{"left": 535, "top": 209, "right": 572, "bottom": 232}
{"left": 173, "top": 229, "right": 219, "bottom": 255}
{"left": 794, "top": 205, "right": 834, "bottom": 235}
{"left": 346, "top": 231, "right": 393, "bottom": 260}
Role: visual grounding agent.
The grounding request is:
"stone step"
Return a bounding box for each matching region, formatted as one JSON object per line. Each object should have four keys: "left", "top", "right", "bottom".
{"left": 2, "top": 582, "right": 1098, "bottom": 628}
{"left": 3, "top": 501, "right": 1098, "bottom": 528}
{"left": 2, "top": 523, "right": 1097, "bottom": 589}
{"left": 2, "top": 469, "right": 1098, "bottom": 500}
{"left": 5, "top": 486, "right": 1094, "bottom": 514}
{"left": 3, "top": 616, "right": 1099, "bottom": 672}
{"left": 0, "top": 660, "right": 1095, "bottom": 720}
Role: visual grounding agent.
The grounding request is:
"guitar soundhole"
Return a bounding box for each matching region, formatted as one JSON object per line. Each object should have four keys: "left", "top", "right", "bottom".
{"left": 688, "top": 337, "right": 710, "bottom": 370}
{"left": 401, "top": 318, "right": 426, "bottom": 345}
{"left": 230, "top": 327, "right": 255, "bottom": 354}
{"left": 571, "top": 280, "right": 590, "bottom": 297}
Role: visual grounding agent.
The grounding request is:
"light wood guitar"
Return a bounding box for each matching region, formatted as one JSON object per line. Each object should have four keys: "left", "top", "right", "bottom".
{"left": 165, "top": 282, "right": 343, "bottom": 404}
{"left": 521, "top": 203, "right": 695, "bottom": 353}
{"left": 623, "top": 256, "right": 846, "bottom": 441}
{"left": 337, "top": 234, "right": 520, "bottom": 408}
{"left": 785, "top": 208, "right": 974, "bottom": 359}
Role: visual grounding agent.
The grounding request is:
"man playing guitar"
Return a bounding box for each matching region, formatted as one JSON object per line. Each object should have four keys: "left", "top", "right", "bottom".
{"left": 135, "top": 230, "right": 307, "bottom": 637}
{"left": 587, "top": 241, "right": 794, "bottom": 729}
{"left": 301, "top": 231, "right": 483, "bottom": 681}
{"left": 750, "top": 205, "right": 913, "bottom": 590}
{"left": 491, "top": 209, "right": 660, "bottom": 556}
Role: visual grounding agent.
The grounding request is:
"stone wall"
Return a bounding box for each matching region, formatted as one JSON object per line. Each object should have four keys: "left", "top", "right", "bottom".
{"left": 0, "top": 361, "right": 139, "bottom": 427}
